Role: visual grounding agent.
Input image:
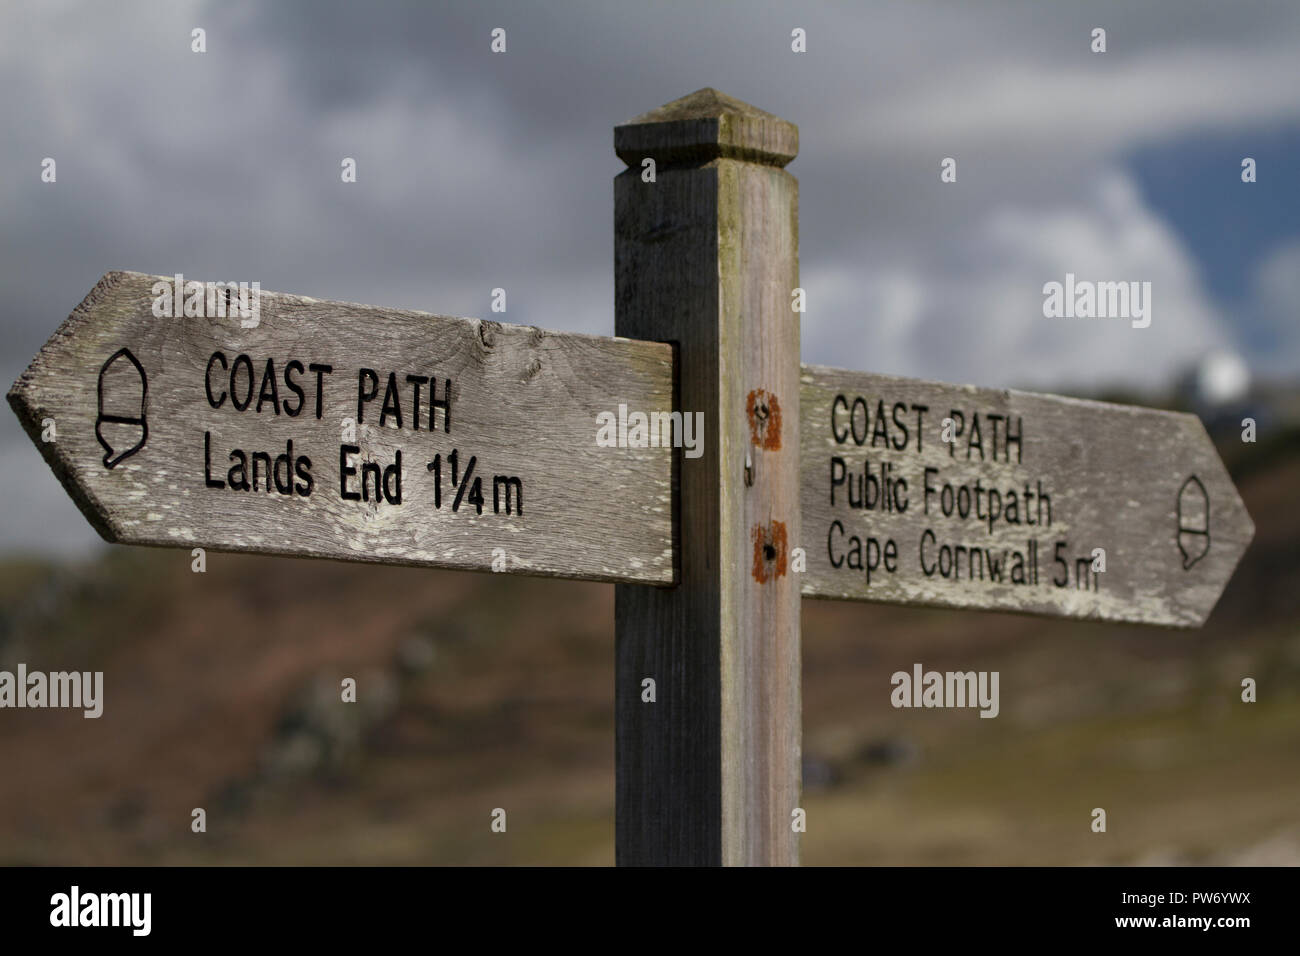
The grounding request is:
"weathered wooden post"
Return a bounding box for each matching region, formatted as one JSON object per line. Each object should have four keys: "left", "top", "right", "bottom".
{"left": 9, "top": 87, "right": 1254, "bottom": 871}
{"left": 613, "top": 89, "right": 802, "bottom": 865}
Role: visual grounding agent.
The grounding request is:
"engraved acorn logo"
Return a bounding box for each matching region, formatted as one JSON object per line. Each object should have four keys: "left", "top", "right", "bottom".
{"left": 95, "top": 347, "right": 148, "bottom": 469}
{"left": 1176, "top": 475, "right": 1210, "bottom": 570}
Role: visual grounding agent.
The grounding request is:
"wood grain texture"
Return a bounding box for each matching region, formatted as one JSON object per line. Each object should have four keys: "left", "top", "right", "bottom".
{"left": 799, "top": 365, "right": 1254, "bottom": 627}
{"left": 8, "top": 271, "right": 673, "bottom": 584}
{"left": 614, "top": 87, "right": 799, "bottom": 168}
{"left": 614, "top": 88, "right": 801, "bottom": 866}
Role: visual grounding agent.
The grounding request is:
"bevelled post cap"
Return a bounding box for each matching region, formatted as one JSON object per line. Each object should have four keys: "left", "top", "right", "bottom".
{"left": 615, "top": 88, "right": 798, "bottom": 168}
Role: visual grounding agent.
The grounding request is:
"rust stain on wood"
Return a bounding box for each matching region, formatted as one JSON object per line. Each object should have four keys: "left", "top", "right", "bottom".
{"left": 746, "top": 388, "right": 782, "bottom": 450}
{"left": 752, "top": 519, "right": 788, "bottom": 583}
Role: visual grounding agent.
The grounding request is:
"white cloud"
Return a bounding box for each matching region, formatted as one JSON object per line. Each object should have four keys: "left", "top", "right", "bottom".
{"left": 803, "top": 171, "right": 1228, "bottom": 392}
{"left": 1247, "top": 240, "right": 1300, "bottom": 376}
{"left": 863, "top": 46, "right": 1300, "bottom": 158}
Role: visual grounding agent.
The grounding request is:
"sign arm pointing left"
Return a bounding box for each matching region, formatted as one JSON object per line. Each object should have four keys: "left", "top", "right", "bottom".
{"left": 9, "top": 271, "right": 676, "bottom": 585}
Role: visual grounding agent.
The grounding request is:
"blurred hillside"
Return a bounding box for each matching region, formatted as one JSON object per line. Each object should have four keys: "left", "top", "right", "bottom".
{"left": 0, "top": 419, "right": 1297, "bottom": 866}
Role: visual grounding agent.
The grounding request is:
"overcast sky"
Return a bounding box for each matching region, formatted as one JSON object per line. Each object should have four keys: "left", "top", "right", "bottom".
{"left": 3, "top": 0, "right": 1298, "bottom": 554}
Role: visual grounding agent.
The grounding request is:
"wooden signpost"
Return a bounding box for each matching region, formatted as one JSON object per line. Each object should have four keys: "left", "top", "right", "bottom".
{"left": 613, "top": 89, "right": 802, "bottom": 866}
{"left": 7, "top": 88, "right": 1255, "bottom": 866}
{"left": 800, "top": 366, "right": 1254, "bottom": 627}
{"left": 8, "top": 272, "right": 674, "bottom": 584}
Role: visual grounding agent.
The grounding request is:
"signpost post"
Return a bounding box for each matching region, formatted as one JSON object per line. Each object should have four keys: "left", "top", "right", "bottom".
{"left": 6, "top": 88, "right": 1255, "bottom": 867}
{"left": 612, "top": 88, "right": 802, "bottom": 866}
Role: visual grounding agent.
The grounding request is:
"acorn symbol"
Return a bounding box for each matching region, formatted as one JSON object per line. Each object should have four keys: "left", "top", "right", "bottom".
{"left": 1176, "top": 475, "right": 1210, "bottom": 570}
{"left": 96, "top": 347, "right": 148, "bottom": 469}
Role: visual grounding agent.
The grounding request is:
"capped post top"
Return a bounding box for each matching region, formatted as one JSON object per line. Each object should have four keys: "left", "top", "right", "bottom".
{"left": 615, "top": 88, "right": 798, "bottom": 168}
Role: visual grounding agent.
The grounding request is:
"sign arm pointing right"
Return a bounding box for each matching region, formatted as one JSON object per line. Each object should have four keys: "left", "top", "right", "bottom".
{"left": 798, "top": 364, "right": 1255, "bottom": 628}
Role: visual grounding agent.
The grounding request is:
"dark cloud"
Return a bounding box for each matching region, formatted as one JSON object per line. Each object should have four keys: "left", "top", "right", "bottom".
{"left": 3, "top": 0, "right": 1299, "bottom": 552}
